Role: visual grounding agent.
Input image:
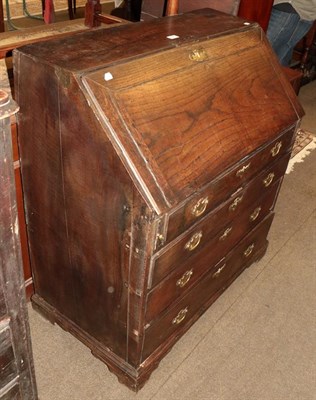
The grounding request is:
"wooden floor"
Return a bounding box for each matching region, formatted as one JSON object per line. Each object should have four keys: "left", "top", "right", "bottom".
{"left": 2, "top": 0, "right": 114, "bottom": 31}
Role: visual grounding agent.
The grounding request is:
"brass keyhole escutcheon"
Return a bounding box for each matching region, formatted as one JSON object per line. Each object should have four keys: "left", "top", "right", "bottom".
{"left": 244, "top": 243, "right": 255, "bottom": 257}
{"left": 219, "top": 227, "right": 233, "bottom": 241}
{"left": 172, "top": 307, "right": 188, "bottom": 325}
{"left": 271, "top": 141, "right": 282, "bottom": 157}
{"left": 192, "top": 197, "right": 209, "bottom": 218}
{"left": 236, "top": 162, "right": 251, "bottom": 178}
{"left": 185, "top": 231, "right": 203, "bottom": 251}
{"left": 176, "top": 270, "right": 193, "bottom": 288}
{"left": 189, "top": 48, "right": 208, "bottom": 62}
{"left": 263, "top": 172, "right": 275, "bottom": 187}
{"left": 250, "top": 206, "right": 262, "bottom": 221}
{"left": 229, "top": 196, "right": 243, "bottom": 212}
{"left": 212, "top": 263, "right": 226, "bottom": 278}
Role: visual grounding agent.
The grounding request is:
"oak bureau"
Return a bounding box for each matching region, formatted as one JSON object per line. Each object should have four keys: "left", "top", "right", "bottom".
{"left": 14, "top": 9, "right": 303, "bottom": 390}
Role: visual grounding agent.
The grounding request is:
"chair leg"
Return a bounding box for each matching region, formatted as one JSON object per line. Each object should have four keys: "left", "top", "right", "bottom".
{"left": 5, "top": 0, "right": 19, "bottom": 30}
{"left": 41, "top": 0, "right": 45, "bottom": 16}
{"left": 68, "top": 0, "right": 74, "bottom": 19}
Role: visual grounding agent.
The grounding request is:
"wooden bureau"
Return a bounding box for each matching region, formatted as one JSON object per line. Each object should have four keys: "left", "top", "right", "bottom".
{"left": 14, "top": 9, "right": 303, "bottom": 391}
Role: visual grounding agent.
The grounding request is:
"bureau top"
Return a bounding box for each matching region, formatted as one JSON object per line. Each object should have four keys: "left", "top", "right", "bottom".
{"left": 15, "top": 9, "right": 252, "bottom": 72}
{"left": 15, "top": 10, "right": 304, "bottom": 215}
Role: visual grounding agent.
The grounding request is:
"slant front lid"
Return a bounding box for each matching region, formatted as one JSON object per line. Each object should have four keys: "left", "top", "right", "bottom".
{"left": 81, "top": 15, "right": 302, "bottom": 215}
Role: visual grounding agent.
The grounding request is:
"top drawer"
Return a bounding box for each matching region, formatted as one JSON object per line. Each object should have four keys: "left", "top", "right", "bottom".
{"left": 158, "top": 126, "right": 296, "bottom": 247}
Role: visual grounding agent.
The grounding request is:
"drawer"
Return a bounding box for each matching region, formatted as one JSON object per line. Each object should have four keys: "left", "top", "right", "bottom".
{"left": 143, "top": 213, "right": 274, "bottom": 360}
{"left": 161, "top": 127, "right": 295, "bottom": 246}
{"left": 0, "top": 326, "right": 18, "bottom": 390}
{"left": 146, "top": 184, "right": 279, "bottom": 321}
{"left": 149, "top": 153, "right": 289, "bottom": 287}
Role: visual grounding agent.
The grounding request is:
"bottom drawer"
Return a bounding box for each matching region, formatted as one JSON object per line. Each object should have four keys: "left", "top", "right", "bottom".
{"left": 142, "top": 213, "right": 274, "bottom": 361}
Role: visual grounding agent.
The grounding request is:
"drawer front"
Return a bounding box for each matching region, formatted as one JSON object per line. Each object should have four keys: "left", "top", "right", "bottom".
{"left": 0, "top": 326, "right": 18, "bottom": 390}
{"left": 163, "top": 127, "right": 294, "bottom": 245}
{"left": 146, "top": 184, "right": 279, "bottom": 322}
{"left": 143, "top": 213, "right": 274, "bottom": 360}
{"left": 150, "top": 153, "right": 289, "bottom": 287}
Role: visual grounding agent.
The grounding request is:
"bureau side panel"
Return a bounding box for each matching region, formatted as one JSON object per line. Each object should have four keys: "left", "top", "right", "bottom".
{"left": 15, "top": 52, "right": 133, "bottom": 360}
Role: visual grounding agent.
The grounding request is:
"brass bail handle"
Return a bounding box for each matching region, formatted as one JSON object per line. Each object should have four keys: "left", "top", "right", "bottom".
{"left": 263, "top": 172, "right": 275, "bottom": 187}
{"left": 271, "top": 141, "right": 282, "bottom": 157}
{"left": 176, "top": 270, "right": 193, "bottom": 288}
{"left": 172, "top": 307, "right": 188, "bottom": 325}
{"left": 244, "top": 243, "right": 255, "bottom": 257}
{"left": 192, "top": 196, "right": 209, "bottom": 217}
{"left": 185, "top": 231, "right": 203, "bottom": 251}
{"left": 250, "top": 206, "right": 262, "bottom": 222}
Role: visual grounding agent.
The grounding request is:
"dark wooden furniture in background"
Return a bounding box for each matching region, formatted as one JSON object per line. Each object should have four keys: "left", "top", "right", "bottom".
{"left": 293, "top": 20, "right": 316, "bottom": 84}
{"left": 0, "top": 0, "right": 4, "bottom": 32}
{"left": 282, "top": 66, "right": 303, "bottom": 95}
{"left": 84, "top": 0, "right": 124, "bottom": 27}
{"left": 0, "top": 56, "right": 34, "bottom": 299}
{"left": 11, "top": 121, "right": 34, "bottom": 299}
{"left": 0, "top": 87, "right": 37, "bottom": 399}
{"left": 237, "top": 0, "right": 273, "bottom": 31}
{"left": 298, "top": 21, "right": 316, "bottom": 70}
{"left": 16, "top": 10, "right": 303, "bottom": 390}
{"left": 140, "top": 0, "right": 240, "bottom": 20}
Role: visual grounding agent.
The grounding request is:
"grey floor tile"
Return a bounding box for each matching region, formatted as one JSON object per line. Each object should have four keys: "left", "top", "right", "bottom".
{"left": 299, "top": 80, "right": 316, "bottom": 102}
{"left": 151, "top": 213, "right": 316, "bottom": 400}
{"left": 299, "top": 101, "right": 316, "bottom": 132}
{"left": 299, "top": 85, "right": 316, "bottom": 132}
{"left": 285, "top": 144, "right": 316, "bottom": 193}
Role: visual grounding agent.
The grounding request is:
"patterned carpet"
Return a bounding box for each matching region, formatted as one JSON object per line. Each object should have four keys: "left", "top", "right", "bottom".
{"left": 287, "top": 128, "right": 316, "bottom": 173}
{"left": 291, "top": 128, "right": 316, "bottom": 158}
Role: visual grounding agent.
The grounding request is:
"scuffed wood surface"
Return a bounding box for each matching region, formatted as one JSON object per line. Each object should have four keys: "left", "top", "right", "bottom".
{"left": 0, "top": 81, "right": 37, "bottom": 398}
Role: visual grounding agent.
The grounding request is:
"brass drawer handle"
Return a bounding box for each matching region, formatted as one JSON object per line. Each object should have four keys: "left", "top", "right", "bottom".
{"left": 219, "top": 227, "right": 233, "bottom": 241}
{"left": 271, "top": 141, "right": 282, "bottom": 157}
{"left": 189, "top": 48, "right": 208, "bottom": 62}
{"left": 172, "top": 307, "right": 188, "bottom": 325}
{"left": 244, "top": 243, "right": 255, "bottom": 257}
{"left": 176, "top": 270, "right": 193, "bottom": 288}
{"left": 185, "top": 231, "right": 203, "bottom": 251}
{"left": 229, "top": 196, "right": 243, "bottom": 212}
{"left": 263, "top": 172, "right": 275, "bottom": 187}
{"left": 212, "top": 263, "right": 226, "bottom": 278}
{"left": 236, "top": 162, "right": 251, "bottom": 178}
{"left": 192, "top": 197, "right": 209, "bottom": 218}
{"left": 250, "top": 206, "right": 262, "bottom": 221}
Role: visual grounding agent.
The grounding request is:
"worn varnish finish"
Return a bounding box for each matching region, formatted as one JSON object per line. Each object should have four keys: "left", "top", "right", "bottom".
{"left": 15, "top": 10, "right": 303, "bottom": 391}
{"left": 0, "top": 89, "right": 37, "bottom": 398}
